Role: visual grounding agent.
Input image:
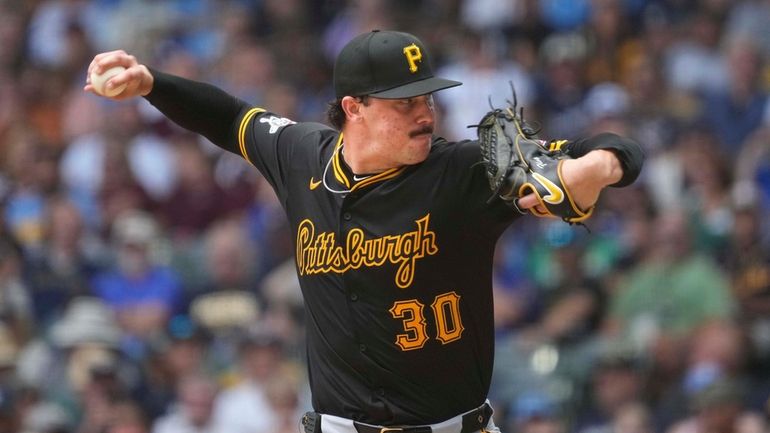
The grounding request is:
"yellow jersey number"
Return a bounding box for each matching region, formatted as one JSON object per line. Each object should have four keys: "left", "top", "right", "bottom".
{"left": 388, "top": 291, "right": 465, "bottom": 351}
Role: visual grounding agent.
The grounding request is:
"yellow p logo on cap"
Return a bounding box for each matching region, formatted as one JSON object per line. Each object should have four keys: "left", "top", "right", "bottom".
{"left": 403, "top": 44, "right": 422, "bottom": 73}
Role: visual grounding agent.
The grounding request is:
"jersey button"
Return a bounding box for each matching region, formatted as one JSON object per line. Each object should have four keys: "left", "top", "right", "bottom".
{"left": 359, "top": 344, "right": 367, "bottom": 352}
{"left": 343, "top": 212, "right": 352, "bottom": 221}
{"left": 350, "top": 293, "right": 358, "bottom": 301}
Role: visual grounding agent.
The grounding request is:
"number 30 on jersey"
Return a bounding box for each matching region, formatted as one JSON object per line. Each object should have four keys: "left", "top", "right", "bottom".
{"left": 389, "top": 291, "right": 464, "bottom": 351}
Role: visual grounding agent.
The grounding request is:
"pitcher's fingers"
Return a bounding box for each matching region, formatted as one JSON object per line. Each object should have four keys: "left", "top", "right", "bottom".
{"left": 104, "top": 67, "right": 136, "bottom": 89}
{"left": 517, "top": 194, "right": 547, "bottom": 215}
{"left": 108, "top": 65, "right": 153, "bottom": 99}
{"left": 90, "top": 50, "right": 132, "bottom": 75}
{"left": 517, "top": 194, "right": 539, "bottom": 209}
{"left": 86, "top": 51, "right": 122, "bottom": 83}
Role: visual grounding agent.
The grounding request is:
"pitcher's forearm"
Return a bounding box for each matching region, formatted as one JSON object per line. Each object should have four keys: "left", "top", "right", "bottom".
{"left": 84, "top": 50, "right": 251, "bottom": 155}
{"left": 144, "top": 70, "right": 250, "bottom": 153}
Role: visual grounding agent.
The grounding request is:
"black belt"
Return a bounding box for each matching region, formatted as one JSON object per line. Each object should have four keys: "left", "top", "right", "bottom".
{"left": 352, "top": 403, "right": 494, "bottom": 433}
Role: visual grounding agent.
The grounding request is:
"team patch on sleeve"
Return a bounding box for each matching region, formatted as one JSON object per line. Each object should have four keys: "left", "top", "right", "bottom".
{"left": 259, "top": 115, "right": 297, "bottom": 133}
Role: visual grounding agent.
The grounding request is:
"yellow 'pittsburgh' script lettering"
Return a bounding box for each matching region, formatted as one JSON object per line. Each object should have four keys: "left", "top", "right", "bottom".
{"left": 296, "top": 214, "right": 438, "bottom": 288}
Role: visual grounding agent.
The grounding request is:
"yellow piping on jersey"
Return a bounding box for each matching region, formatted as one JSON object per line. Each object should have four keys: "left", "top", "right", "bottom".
{"left": 351, "top": 167, "right": 406, "bottom": 192}
{"left": 330, "top": 133, "right": 407, "bottom": 192}
{"left": 331, "top": 134, "right": 350, "bottom": 188}
{"left": 237, "top": 107, "right": 266, "bottom": 164}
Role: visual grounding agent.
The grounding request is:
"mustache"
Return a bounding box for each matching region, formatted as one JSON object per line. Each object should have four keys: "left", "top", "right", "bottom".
{"left": 409, "top": 125, "right": 434, "bottom": 138}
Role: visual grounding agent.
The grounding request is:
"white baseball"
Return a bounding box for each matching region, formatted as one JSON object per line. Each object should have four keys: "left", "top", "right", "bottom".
{"left": 90, "top": 66, "right": 127, "bottom": 97}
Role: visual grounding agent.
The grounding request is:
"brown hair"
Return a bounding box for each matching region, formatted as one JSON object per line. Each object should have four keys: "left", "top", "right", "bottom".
{"left": 325, "top": 96, "right": 370, "bottom": 130}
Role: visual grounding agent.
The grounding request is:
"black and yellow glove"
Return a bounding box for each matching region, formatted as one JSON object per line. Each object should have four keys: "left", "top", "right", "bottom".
{"left": 476, "top": 92, "right": 593, "bottom": 224}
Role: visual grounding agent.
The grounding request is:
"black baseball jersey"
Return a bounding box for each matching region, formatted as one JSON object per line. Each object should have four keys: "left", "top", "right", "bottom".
{"left": 145, "top": 71, "right": 643, "bottom": 425}
{"left": 240, "top": 112, "right": 515, "bottom": 425}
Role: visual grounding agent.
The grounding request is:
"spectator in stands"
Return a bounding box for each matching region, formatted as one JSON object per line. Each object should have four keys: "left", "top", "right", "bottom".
{"left": 152, "top": 373, "right": 223, "bottom": 433}
{"left": 26, "top": 195, "right": 104, "bottom": 325}
{"left": 90, "top": 211, "right": 182, "bottom": 356}
{"left": 212, "top": 327, "right": 288, "bottom": 433}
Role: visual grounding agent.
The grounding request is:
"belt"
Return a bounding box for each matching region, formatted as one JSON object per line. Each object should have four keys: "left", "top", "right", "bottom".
{"left": 351, "top": 402, "right": 494, "bottom": 433}
{"left": 302, "top": 402, "right": 494, "bottom": 433}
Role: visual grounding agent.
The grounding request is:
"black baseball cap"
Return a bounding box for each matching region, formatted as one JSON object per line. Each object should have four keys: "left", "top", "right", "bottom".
{"left": 334, "top": 30, "right": 462, "bottom": 99}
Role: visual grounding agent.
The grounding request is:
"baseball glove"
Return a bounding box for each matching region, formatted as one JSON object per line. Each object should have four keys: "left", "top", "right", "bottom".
{"left": 475, "top": 88, "right": 593, "bottom": 224}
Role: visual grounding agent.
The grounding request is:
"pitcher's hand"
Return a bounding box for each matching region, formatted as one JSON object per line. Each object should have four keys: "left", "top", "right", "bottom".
{"left": 84, "top": 50, "right": 154, "bottom": 100}
{"left": 517, "top": 149, "right": 623, "bottom": 212}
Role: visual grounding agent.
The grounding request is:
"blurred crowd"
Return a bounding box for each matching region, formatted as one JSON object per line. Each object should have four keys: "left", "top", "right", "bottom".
{"left": 0, "top": 0, "right": 769, "bottom": 432}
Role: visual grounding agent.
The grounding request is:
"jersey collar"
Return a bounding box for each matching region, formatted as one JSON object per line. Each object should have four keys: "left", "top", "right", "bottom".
{"left": 329, "top": 133, "right": 407, "bottom": 193}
